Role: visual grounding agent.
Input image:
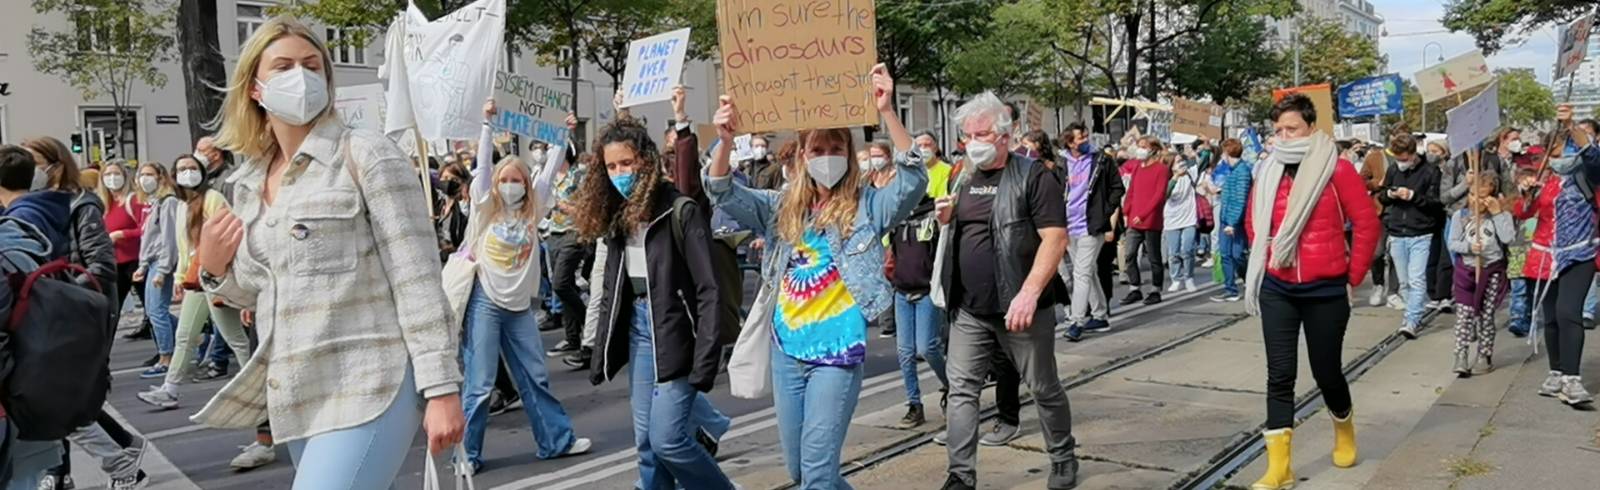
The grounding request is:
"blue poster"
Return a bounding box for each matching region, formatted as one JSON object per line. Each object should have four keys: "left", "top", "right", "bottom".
{"left": 1242, "top": 127, "right": 1264, "bottom": 161}
{"left": 1336, "top": 74, "right": 1404, "bottom": 118}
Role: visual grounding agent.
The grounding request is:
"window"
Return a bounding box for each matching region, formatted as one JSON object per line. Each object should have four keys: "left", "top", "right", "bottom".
{"left": 236, "top": 3, "right": 268, "bottom": 48}
{"left": 556, "top": 47, "right": 574, "bottom": 78}
{"left": 325, "top": 28, "right": 367, "bottom": 66}
{"left": 81, "top": 108, "right": 140, "bottom": 162}
{"left": 897, "top": 94, "right": 913, "bottom": 130}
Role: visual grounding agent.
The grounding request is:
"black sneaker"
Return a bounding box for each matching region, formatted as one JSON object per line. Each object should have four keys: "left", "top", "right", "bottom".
{"left": 192, "top": 364, "right": 230, "bottom": 382}
{"left": 695, "top": 427, "right": 719, "bottom": 457}
{"left": 489, "top": 390, "right": 523, "bottom": 416}
{"left": 538, "top": 313, "right": 563, "bottom": 331}
{"left": 1062, "top": 324, "right": 1085, "bottom": 342}
{"left": 1586, "top": 317, "right": 1597, "bottom": 330}
{"left": 122, "top": 325, "right": 152, "bottom": 341}
{"left": 1084, "top": 318, "right": 1111, "bottom": 333}
{"left": 879, "top": 325, "right": 896, "bottom": 339}
{"left": 1048, "top": 458, "right": 1080, "bottom": 490}
{"left": 546, "top": 340, "right": 578, "bottom": 356}
{"left": 940, "top": 473, "right": 975, "bottom": 490}
{"left": 141, "top": 354, "right": 160, "bottom": 368}
{"left": 562, "top": 347, "right": 592, "bottom": 370}
{"left": 1120, "top": 290, "right": 1144, "bottom": 305}
{"left": 1142, "top": 292, "right": 1163, "bottom": 306}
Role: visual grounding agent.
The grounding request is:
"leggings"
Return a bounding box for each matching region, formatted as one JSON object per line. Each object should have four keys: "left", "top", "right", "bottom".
{"left": 1454, "top": 273, "right": 1506, "bottom": 361}
{"left": 1535, "top": 260, "right": 1594, "bottom": 376}
{"left": 166, "top": 292, "right": 252, "bottom": 385}
{"left": 1260, "top": 289, "right": 1352, "bottom": 429}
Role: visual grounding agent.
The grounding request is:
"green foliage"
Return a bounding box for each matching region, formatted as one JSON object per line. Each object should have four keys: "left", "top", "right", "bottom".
{"left": 1244, "top": 16, "right": 1385, "bottom": 124}
{"left": 878, "top": 0, "right": 998, "bottom": 99}
{"left": 1495, "top": 68, "right": 1556, "bottom": 128}
{"left": 1442, "top": 0, "right": 1597, "bottom": 54}
{"left": 1154, "top": 16, "right": 1280, "bottom": 104}
{"left": 28, "top": 0, "right": 178, "bottom": 105}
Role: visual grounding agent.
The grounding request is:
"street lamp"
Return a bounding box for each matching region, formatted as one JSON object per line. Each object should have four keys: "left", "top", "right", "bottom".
{"left": 1421, "top": 42, "right": 1444, "bottom": 132}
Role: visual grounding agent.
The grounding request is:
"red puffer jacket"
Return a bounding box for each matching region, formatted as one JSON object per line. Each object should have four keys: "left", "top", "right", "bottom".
{"left": 1246, "top": 160, "right": 1380, "bottom": 287}
{"left": 1513, "top": 176, "right": 1560, "bottom": 280}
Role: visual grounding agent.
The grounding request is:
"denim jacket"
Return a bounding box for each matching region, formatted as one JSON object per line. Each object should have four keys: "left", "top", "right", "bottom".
{"left": 704, "top": 150, "right": 929, "bottom": 321}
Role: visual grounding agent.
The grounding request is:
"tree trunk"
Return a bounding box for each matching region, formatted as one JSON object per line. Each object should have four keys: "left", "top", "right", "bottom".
{"left": 935, "top": 84, "right": 948, "bottom": 147}
{"left": 1145, "top": 0, "right": 1157, "bottom": 100}
{"left": 177, "top": 0, "right": 226, "bottom": 144}
{"left": 1124, "top": 13, "right": 1140, "bottom": 101}
{"left": 568, "top": 20, "right": 583, "bottom": 152}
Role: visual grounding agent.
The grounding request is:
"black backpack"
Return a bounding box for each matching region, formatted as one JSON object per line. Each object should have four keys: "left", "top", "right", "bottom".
{"left": 669, "top": 197, "right": 744, "bottom": 345}
{"left": 1, "top": 259, "right": 112, "bottom": 441}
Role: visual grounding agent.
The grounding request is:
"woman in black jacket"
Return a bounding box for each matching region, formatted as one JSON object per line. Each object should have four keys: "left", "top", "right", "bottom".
{"left": 573, "top": 119, "right": 734, "bottom": 489}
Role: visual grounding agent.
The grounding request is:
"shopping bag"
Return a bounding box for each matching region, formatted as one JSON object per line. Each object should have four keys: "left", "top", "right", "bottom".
{"left": 422, "top": 445, "right": 477, "bottom": 490}
{"left": 728, "top": 282, "right": 775, "bottom": 399}
{"left": 441, "top": 249, "right": 478, "bottom": 328}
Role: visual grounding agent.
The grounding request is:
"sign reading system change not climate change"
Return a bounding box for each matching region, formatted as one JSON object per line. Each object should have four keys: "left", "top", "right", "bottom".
{"left": 716, "top": 0, "right": 878, "bottom": 133}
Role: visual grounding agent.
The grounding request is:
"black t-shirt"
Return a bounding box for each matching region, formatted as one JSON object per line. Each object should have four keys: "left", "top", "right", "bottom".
{"left": 954, "top": 160, "right": 1068, "bottom": 316}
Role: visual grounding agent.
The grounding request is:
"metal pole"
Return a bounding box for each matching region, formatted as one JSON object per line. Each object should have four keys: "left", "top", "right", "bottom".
{"left": 1421, "top": 42, "right": 1443, "bottom": 133}
{"left": 1292, "top": 19, "right": 1302, "bottom": 86}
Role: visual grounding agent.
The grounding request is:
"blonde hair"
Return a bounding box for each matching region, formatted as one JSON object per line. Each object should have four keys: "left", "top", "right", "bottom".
{"left": 213, "top": 16, "right": 339, "bottom": 164}
{"left": 479, "top": 157, "right": 537, "bottom": 225}
{"left": 135, "top": 161, "right": 176, "bottom": 203}
{"left": 95, "top": 159, "right": 136, "bottom": 213}
{"left": 775, "top": 128, "right": 861, "bottom": 243}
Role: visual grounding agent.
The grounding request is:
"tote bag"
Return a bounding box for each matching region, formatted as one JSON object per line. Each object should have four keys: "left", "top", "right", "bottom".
{"left": 728, "top": 282, "right": 776, "bottom": 399}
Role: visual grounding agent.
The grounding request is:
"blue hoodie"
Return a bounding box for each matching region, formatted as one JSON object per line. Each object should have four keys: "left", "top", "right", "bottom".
{"left": 2, "top": 191, "right": 73, "bottom": 260}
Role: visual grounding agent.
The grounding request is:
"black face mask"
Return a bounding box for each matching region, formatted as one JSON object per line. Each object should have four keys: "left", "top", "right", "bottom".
{"left": 439, "top": 178, "right": 462, "bottom": 197}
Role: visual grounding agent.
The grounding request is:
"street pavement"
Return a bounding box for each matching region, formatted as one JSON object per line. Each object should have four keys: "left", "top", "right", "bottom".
{"left": 63, "top": 271, "right": 1600, "bottom": 490}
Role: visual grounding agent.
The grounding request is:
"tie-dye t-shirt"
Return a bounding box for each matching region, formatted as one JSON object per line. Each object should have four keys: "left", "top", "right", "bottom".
{"left": 774, "top": 228, "right": 867, "bottom": 366}
{"left": 474, "top": 218, "right": 537, "bottom": 311}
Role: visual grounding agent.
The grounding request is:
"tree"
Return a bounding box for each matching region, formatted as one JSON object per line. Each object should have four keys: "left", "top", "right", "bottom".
{"left": 176, "top": 0, "right": 227, "bottom": 142}
{"left": 28, "top": 0, "right": 178, "bottom": 160}
{"left": 1496, "top": 68, "right": 1556, "bottom": 129}
{"left": 1153, "top": 15, "right": 1280, "bottom": 105}
{"left": 1244, "top": 16, "right": 1384, "bottom": 123}
{"left": 1442, "top": 0, "right": 1597, "bottom": 54}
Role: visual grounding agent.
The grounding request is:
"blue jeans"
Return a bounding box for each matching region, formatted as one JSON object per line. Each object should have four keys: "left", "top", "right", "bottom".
{"left": 1584, "top": 275, "right": 1600, "bottom": 319}
{"left": 627, "top": 299, "right": 733, "bottom": 490}
{"left": 1509, "top": 278, "right": 1531, "bottom": 335}
{"left": 287, "top": 367, "right": 421, "bottom": 488}
{"left": 1389, "top": 234, "right": 1433, "bottom": 328}
{"left": 1218, "top": 230, "right": 1246, "bottom": 296}
{"left": 462, "top": 282, "right": 577, "bottom": 466}
{"left": 772, "top": 344, "right": 863, "bottom": 490}
{"left": 1164, "top": 226, "right": 1197, "bottom": 282}
{"left": 145, "top": 274, "right": 176, "bottom": 355}
{"left": 894, "top": 292, "right": 947, "bottom": 406}
{"left": 4, "top": 421, "right": 61, "bottom": 490}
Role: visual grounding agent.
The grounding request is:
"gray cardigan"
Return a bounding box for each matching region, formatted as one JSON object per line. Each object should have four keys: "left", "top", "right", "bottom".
{"left": 136, "top": 195, "right": 179, "bottom": 277}
{"left": 1447, "top": 209, "right": 1516, "bottom": 265}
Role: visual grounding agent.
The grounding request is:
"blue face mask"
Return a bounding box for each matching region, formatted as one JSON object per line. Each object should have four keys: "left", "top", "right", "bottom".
{"left": 1077, "top": 142, "right": 1092, "bottom": 156}
{"left": 611, "top": 173, "right": 636, "bottom": 197}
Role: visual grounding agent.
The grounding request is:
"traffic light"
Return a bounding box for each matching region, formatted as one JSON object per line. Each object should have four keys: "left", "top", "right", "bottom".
{"left": 70, "top": 133, "right": 83, "bottom": 153}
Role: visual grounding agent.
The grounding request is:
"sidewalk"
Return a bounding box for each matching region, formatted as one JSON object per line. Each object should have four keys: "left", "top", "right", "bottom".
{"left": 1365, "top": 326, "right": 1600, "bottom": 489}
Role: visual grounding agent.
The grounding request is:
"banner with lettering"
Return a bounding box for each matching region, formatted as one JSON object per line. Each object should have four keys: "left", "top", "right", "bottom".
{"left": 334, "top": 83, "right": 386, "bottom": 132}
{"left": 1336, "top": 74, "right": 1403, "bottom": 118}
{"left": 1172, "top": 98, "right": 1223, "bottom": 140}
{"left": 715, "top": 0, "right": 878, "bottom": 133}
{"left": 1556, "top": 14, "right": 1595, "bottom": 81}
{"left": 381, "top": 0, "right": 506, "bottom": 141}
{"left": 621, "top": 28, "right": 692, "bottom": 108}
{"left": 492, "top": 70, "right": 573, "bottom": 144}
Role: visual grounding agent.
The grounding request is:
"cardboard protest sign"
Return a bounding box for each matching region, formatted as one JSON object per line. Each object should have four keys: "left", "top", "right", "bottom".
{"left": 1413, "top": 50, "right": 1493, "bottom": 104}
{"left": 1557, "top": 14, "right": 1595, "bottom": 82}
{"left": 621, "top": 28, "right": 692, "bottom": 108}
{"left": 493, "top": 70, "right": 573, "bottom": 144}
{"left": 1172, "top": 98, "right": 1223, "bottom": 140}
{"left": 334, "top": 83, "right": 386, "bottom": 132}
{"left": 1445, "top": 83, "right": 1499, "bottom": 157}
{"left": 382, "top": 0, "right": 506, "bottom": 141}
{"left": 1336, "top": 74, "right": 1403, "bottom": 118}
{"left": 715, "top": 0, "right": 878, "bottom": 133}
{"left": 1273, "top": 84, "right": 1335, "bottom": 136}
{"left": 732, "top": 134, "right": 754, "bottom": 161}
{"left": 1146, "top": 110, "right": 1174, "bottom": 144}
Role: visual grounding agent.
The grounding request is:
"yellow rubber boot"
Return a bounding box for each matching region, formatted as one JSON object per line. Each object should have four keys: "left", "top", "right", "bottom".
{"left": 1252, "top": 429, "right": 1296, "bottom": 490}
{"left": 1331, "top": 410, "right": 1358, "bottom": 468}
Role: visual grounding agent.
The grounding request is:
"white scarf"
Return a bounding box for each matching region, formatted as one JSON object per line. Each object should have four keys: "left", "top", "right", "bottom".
{"left": 1244, "top": 132, "right": 1339, "bottom": 315}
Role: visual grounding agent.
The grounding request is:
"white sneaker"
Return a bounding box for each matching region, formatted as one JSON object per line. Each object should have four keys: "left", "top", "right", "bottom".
{"left": 1183, "top": 279, "right": 1197, "bottom": 293}
{"left": 1368, "top": 287, "right": 1385, "bottom": 307}
{"left": 136, "top": 386, "right": 179, "bottom": 410}
{"left": 229, "top": 441, "right": 277, "bottom": 470}
{"left": 1167, "top": 282, "right": 1181, "bottom": 293}
{"left": 1386, "top": 294, "right": 1405, "bottom": 310}
{"left": 1201, "top": 257, "right": 1214, "bottom": 268}
{"left": 564, "top": 437, "right": 593, "bottom": 456}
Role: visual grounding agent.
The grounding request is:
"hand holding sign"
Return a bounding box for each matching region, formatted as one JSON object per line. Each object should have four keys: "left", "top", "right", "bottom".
{"left": 672, "top": 86, "right": 688, "bottom": 123}
{"left": 484, "top": 98, "right": 497, "bottom": 119}
{"left": 715, "top": 96, "right": 740, "bottom": 144}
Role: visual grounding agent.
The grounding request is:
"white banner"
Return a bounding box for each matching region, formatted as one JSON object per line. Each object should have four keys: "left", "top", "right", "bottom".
{"left": 381, "top": 0, "right": 506, "bottom": 141}
{"left": 1445, "top": 83, "right": 1500, "bottom": 157}
{"left": 334, "top": 83, "right": 386, "bottom": 132}
{"left": 1557, "top": 14, "right": 1595, "bottom": 82}
{"left": 492, "top": 70, "right": 572, "bottom": 143}
{"left": 620, "top": 28, "right": 691, "bottom": 108}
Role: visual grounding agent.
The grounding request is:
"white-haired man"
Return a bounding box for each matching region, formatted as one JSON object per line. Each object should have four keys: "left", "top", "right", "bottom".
{"left": 932, "top": 92, "right": 1078, "bottom": 490}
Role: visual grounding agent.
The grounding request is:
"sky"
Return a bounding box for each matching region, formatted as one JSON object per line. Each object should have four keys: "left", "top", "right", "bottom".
{"left": 1372, "top": 0, "right": 1561, "bottom": 85}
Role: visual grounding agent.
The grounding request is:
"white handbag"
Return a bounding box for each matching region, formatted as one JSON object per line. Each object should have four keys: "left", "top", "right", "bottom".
{"left": 441, "top": 248, "right": 478, "bottom": 328}
{"left": 423, "top": 445, "right": 476, "bottom": 490}
{"left": 728, "top": 282, "right": 776, "bottom": 399}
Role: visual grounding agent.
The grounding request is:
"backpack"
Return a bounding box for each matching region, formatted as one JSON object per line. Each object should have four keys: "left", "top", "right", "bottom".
{"left": 670, "top": 196, "right": 744, "bottom": 345}
{"left": 1195, "top": 194, "right": 1215, "bottom": 234}
{"left": 1, "top": 259, "right": 112, "bottom": 441}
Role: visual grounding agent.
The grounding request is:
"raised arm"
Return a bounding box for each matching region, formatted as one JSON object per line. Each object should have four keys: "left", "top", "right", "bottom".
{"left": 864, "top": 65, "right": 928, "bottom": 230}
{"left": 670, "top": 86, "right": 703, "bottom": 200}
{"left": 472, "top": 100, "right": 497, "bottom": 204}
{"left": 703, "top": 95, "right": 780, "bottom": 236}
{"left": 872, "top": 64, "right": 913, "bottom": 152}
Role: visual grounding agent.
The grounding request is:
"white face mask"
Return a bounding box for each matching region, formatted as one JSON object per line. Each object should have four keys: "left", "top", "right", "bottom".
{"left": 192, "top": 151, "right": 212, "bottom": 169}
{"left": 1132, "top": 148, "right": 1151, "bottom": 160}
{"left": 966, "top": 141, "right": 999, "bottom": 169}
{"left": 528, "top": 149, "right": 547, "bottom": 165}
{"left": 256, "top": 65, "right": 329, "bottom": 126}
{"left": 138, "top": 175, "right": 159, "bottom": 194}
{"left": 1506, "top": 139, "right": 1525, "bottom": 154}
{"left": 498, "top": 182, "right": 526, "bottom": 206}
{"left": 176, "top": 169, "right": 203, "bottom": 188}
{"left": 806, "top": 155, "right": 849, "bottom": 188}
{"left": 751, "top": 146, "right": 768, "bottom": 160}
{"left": 868, "top": 157, "right": 888, "bottom": 172}
{"left": 103, "top": 174, "right": 125, "bottom": 191}
{"left": 29, "top": 167, "right": 50, "bottom": 191}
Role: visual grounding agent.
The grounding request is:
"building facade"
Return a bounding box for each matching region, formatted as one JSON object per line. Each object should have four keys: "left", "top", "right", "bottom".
{"left": 1273, "top": 0, "right": 1385, "bottom": 45}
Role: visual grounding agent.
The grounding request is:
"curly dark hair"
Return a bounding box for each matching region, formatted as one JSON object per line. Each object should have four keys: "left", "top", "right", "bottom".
{"left": 572, "top": 119, "right": 664, "bottom": 241}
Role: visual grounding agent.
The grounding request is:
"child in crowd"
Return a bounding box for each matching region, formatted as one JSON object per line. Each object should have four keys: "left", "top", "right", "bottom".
{"left": 1447, "top": 175, "right": 1515, "bottom": 376}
